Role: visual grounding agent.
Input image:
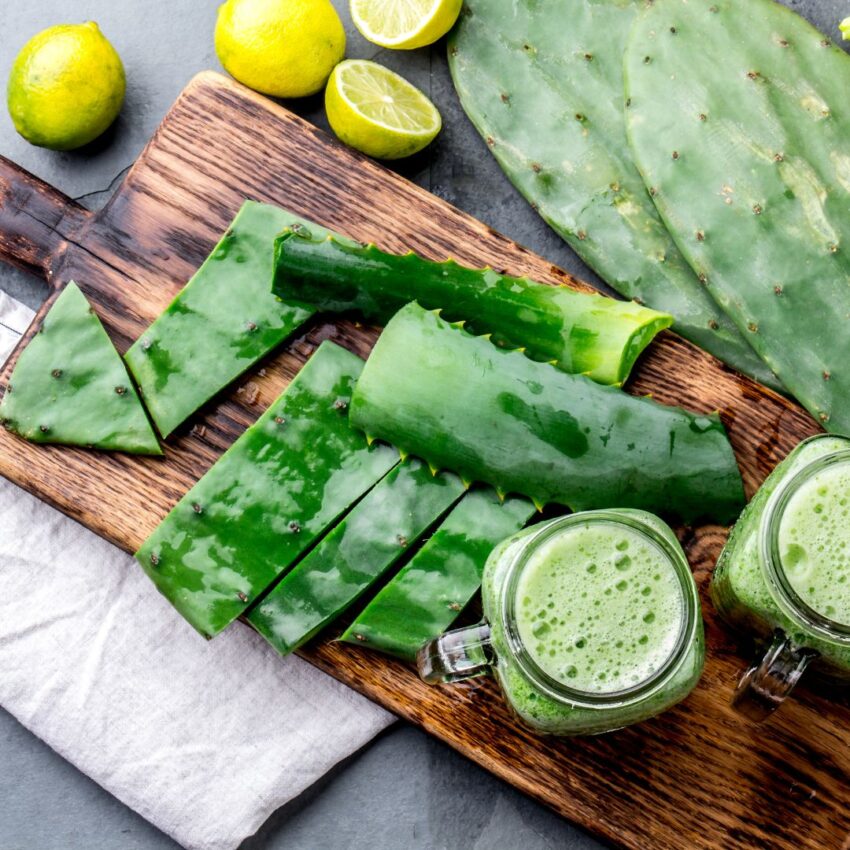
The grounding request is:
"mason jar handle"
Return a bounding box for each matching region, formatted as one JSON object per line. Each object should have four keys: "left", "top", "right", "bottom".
{"left": 731, "top": 629, "right": 818, "bottom": 721}
{"left": 417, "top": 622, "right": 495, "bottom": 684}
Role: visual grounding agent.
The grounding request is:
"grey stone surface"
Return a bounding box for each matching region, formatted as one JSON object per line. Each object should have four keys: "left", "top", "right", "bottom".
{"left": 0, "top": 0, "right": 846, "bottom": 847}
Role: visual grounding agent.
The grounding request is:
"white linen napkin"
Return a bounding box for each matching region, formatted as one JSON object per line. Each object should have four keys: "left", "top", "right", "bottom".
{"left": 0, "top": 291, "right": 394, "bottom": 850}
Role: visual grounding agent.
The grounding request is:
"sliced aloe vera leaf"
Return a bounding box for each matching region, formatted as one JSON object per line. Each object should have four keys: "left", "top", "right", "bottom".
{"left": 341, "top": 488, "right": 536, "bottom": 661}
{"left": 125, "top": 201, "right": 323, "bottom": 437}
{"left": 246, "top": 459, "right": 465, "bottom": 656}
{"left": 0, "top": 281, "right": 161, "bottom": 455}
{"left": 350, "top": 302, "right": 744, "bottom": 525}
{"left": 135, "top": 341, "right": 399, "bottom": 638}
{"left": 273, "top": 228, "right": 673, "bottom": 385}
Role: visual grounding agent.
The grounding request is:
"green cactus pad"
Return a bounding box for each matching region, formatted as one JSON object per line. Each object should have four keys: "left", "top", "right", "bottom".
{"left": 341, "top": 488, "right": 536, "bottom": 662}
{"left": 125, "top": 201, "right": 322, "bottom": 438}
{"left": 0, "top": 282, "right": 161, "bottom": 455}
{"left": 247, "top": 459, "right": 465, "bottom": 656}
{"left": 350, "top": 303, "right": 744, "bottom": 524}
{"left": 447, "top": 0, "right": 781, "bottom": 391}
{"left": 135, "top": 341, "right": 399, "bottom": 638}
{"left": 273, "top": 228, "right": 672, "bottom": 385}
{"left": 624, "top": 0, "right": 850, "bottom": 430}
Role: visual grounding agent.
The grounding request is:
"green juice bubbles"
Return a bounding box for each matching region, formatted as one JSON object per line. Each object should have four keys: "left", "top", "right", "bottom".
{"left": 419, "top": 510, "right": 704, "bottom": 736}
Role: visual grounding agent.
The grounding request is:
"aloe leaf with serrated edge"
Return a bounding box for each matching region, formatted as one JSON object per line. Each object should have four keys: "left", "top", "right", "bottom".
{"left": 350, "top": 302, "right": 744, "bottom": 525}
{"left": 273, "top": 228, "right": 672, "bottom": 385}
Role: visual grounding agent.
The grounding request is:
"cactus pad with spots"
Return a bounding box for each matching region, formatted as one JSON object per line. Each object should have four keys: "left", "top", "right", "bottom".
{"left": 625, "top": 0, "right": 850, "bottom": 431}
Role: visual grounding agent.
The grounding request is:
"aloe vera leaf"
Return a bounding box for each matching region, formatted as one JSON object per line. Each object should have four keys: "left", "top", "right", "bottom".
{"left": 0, "top": 282, "right": 161, "bottom": 455}
{"left": 135, "top": 341, "right": 399, "bottom": 638}
{"left": 125, "top": 201, "right": 323, "bottom": 438}
{"left": 447, "top": 0, "right": 783, "bottom": 392}
{"left": 624, "top": 0, "right": 850, "bottom": 430}
{"left": 350, "top": 303, "right": 744, "bottom": 524}
{"left": 340, "top": 489, "right": 536, "bottom": 662}
{"left": 273, "top": 228, "right": 673, "bottom": 385}
{"left": 246, "top": 459, "right": 465, "bottom": 656}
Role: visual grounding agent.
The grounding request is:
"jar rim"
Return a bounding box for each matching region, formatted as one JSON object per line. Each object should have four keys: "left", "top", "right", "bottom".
{"left": 760, "top": 437, "right": 850, "bottom": 645}
{"left": 498, "top": 510, "right": 699, "bottom": 709}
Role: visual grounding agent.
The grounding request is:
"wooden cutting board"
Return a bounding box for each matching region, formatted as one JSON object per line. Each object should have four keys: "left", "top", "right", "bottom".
{"left": 0, "top": 71, "right": 843, "bottom": 850}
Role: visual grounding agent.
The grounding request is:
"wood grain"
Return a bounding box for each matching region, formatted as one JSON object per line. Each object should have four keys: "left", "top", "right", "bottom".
{"left": 0, "top": 72, "right": 841, "bottom": 850}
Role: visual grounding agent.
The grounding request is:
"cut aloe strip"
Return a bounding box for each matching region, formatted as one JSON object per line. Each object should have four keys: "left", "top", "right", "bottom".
{"left": 273, "top": 228, "right": 673, "bottom": 385}
{"left": 341, "top": 488, "right": 536, "bottom": 661}
{"left": 0, "top": 281, "right": 161, "bottom": 455}
{"left": 125, "top": 201, "right": 324, "bottom": 437}
{"left": 246, "top": 459, "right": 465, "bottom": 656}
{"left": 350, "top": 302, "right": 744, "bottom": 524}
{"left": 135, "top": 341, "right": 399, "bottom": 638}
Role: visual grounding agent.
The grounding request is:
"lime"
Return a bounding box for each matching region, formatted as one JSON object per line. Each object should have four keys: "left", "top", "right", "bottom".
{"left": 215, "top": 0, "right": 346, "bottom": 98}
{"left": 350, "top": 0, "right": 462, "bottom": 49}
{"left": 7, "top": 23, "right": 125, "bottom": 151}
{"left": 842, "top": 16, "right": 850, "bottom": 40}
{"left": 325, "top": 59, "right": 441, "bottom": 159}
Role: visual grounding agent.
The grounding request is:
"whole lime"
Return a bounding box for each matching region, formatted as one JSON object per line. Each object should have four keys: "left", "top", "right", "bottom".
{"left": 7, "top": 22, "right": 125, "bottom": 151}
{"left": 215, "top": 0, "right": 346, "bottom": 98}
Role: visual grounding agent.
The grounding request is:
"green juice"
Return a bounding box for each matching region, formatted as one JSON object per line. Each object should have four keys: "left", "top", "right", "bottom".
{"left": 482, "top": 510, "right": 704, "bottom": 735}
{"left": 712, "top": 434, "right": 850, "bottom": 677}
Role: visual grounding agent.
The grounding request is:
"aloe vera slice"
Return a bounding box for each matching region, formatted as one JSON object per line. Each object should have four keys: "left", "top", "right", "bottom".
{"left": 135, "top": 341, "right": 399, "bottom": 638}
{"left": 125, "top": 201, "right": 324, "bottom": 437}
{"left": 0, "top": 282, "right": 161, "bottom": 455}
{"left": 246, "top": 459, "right": 465, "bottom": 656}
{"left": 350, "top": 303, "right": 744, "bottom": 524}
{"left": 273, "top": 228, "right": 673, "bottom": 385}
{"left": 341, "top": 488, "right": 536, "bottom": 661}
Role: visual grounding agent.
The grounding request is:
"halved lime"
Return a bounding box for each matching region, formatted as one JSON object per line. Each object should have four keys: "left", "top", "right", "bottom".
{"left": 350, "top": 0, "right": 462, "bottom": 50}
{"left": 325, "top": 59, "right": 441, "bottom": 159}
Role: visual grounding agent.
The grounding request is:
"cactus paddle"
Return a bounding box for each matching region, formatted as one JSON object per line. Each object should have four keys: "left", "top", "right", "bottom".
{"left": 341, "top": 488, "right": 536, "bottom": 661}
{"left": 625, "top": 0, "right": 850, "bottom": 431}
{"left": 247, "top": 458, "right": 464, "bottom": 655}
{"left": 0, "top": 282, "right": 160, "bottom": 455}
{"left": 447, "top": 0, "right": 781, "bottom": 391}
{"left": 125, "top": 201, "right": 321, "bottom": 438}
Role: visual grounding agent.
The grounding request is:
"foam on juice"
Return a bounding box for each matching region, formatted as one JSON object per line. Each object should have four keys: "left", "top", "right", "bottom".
{"left": 514, "top": 521, "right": 685, "bottom": 694}
{"left": 778, "top": 461, "right": 850, "bottom": 624}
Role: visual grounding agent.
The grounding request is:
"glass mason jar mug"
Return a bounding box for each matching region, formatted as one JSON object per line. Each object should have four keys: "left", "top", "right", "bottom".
{"left": 418, "top": 509, "right": 705, "bottom": 736}
{"left": 712, "top": 434, "right": 850, "bottom": 720}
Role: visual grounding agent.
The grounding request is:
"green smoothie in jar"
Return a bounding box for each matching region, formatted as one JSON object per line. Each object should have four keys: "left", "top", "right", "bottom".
{"left": 712, "top": 434, "right": 850, "bottom": 719}
{"left": 418, "top": 510, "right": 704, "bottom": 736}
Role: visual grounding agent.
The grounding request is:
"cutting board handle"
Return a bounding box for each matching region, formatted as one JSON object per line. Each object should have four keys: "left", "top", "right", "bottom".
{"left": 0, "top": 155, "right": 91, "bottom": 288}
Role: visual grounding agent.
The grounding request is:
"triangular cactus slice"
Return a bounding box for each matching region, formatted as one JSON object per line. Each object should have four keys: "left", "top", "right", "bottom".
{"left": 0, "top": 282, "right": 161, "bottom": 455}
{"left": 447, "top": 0, "right": 782, "bottom": 392}
{"left": 624, "top": 0, "right": 850, "bottom": 431}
